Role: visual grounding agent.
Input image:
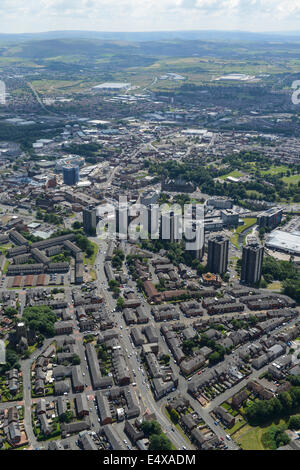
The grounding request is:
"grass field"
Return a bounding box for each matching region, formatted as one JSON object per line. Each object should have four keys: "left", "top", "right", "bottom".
{"left": 83, "top": 241, "right": 99, "bottom": 266}
{"left": 261, "top": 165, "right": 289, "bottom": 176}
{"left": 234, "top": 419, "right": 287, "bottom": 450}
{"left": 267, "top": 281, "right": 282, "bottom": 292}
{"left": 282, "top": 174, "right": 300, "bottom": 186}
{"left": 230, "top": 218, "right": 257, "bottom": 249}
{"left": 219, "top": 170, "right": 244, "bottom": 181}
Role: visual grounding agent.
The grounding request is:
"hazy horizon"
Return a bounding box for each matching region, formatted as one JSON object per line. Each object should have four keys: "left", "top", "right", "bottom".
{"left": 0, "top": 1, "right": 300, "bottom": 35}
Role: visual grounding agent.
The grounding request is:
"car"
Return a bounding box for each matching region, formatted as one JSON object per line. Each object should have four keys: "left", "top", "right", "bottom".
{"left": 187, "top": 377, "right": 192, "bottom": 381}
{"left": 214, "top": 421, "right": 218, "bottom": 426}
{"left": 198, "top": 371, "right": 202, "bottom": 375}
{"left": 220, "top": 437, "right": 224, "bottom": 441}
{"left": 226, "top": 434, "right": 231, "bottom": 440}
{"left": 182, "top": 446, "right": 187, "bottom": 450}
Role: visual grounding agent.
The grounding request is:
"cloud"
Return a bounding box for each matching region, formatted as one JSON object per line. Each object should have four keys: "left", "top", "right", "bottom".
{"left": 0, "top": 0, "right": 299, "bottom": 33}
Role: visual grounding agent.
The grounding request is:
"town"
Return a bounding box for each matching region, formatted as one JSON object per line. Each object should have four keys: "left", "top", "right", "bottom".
{"left": 0, "top": 27, "right": 299, "bottom": 453}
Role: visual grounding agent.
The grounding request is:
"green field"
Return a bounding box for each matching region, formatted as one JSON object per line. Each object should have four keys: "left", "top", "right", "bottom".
{"left": 267, "top": 281, "right": 282, "bottom": 292}
{"left": 261, "top": 165, "right": 289, "bottom": 176}
{"left": 230, "top": 218, "right": 257, "bottom": 249}
{"left": 83, "top": 241, "right": 99, "bottom": 266}
{"left": 234, "top": 419, "right": 287, "bottom": 450}
{"left": 219, "top": 170, "right": 244, "bottom": 181}
{"left": 282, "top": 174, "right": 300, "bottom": 186}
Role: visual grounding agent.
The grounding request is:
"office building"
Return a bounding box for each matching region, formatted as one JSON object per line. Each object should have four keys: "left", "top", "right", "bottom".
{"left": 83, "top": 206, "right": 97, "bottom": 236}
{"left": 257, "top": 208, "right": 282, "bottom": 230}
{"left": 241, "top": 242, "right": 264, "bottom": 286}
{"left": 221, "top": 210, "right": 239, "bottom": 227}
{"left": 63, "top": 165, "right": 79, "bottom": 186}
{"left": 207, "top": 235, "right": 229, "bottom": 275}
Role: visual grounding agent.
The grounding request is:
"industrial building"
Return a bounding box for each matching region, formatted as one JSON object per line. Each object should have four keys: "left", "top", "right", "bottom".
{"left": 265, "top": 230, "right": 300, "bottom": 256}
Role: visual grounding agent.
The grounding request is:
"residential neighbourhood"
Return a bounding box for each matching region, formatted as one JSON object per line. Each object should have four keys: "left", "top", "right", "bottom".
{"left": 0, "top": 13, "right": 300, "bottom": 455}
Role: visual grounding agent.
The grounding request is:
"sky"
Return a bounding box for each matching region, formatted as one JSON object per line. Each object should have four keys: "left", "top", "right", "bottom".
{"left": 0, "top": 0, "right": 300, "bottom": 34}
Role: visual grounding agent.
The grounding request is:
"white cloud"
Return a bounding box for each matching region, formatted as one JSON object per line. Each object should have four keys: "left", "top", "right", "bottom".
{"left": 0, "top": 0, "right": 299, "bottom": 33}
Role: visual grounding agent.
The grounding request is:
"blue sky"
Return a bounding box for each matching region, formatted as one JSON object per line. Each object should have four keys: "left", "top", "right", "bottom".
{"left": 0, "top": 0, "right": 299, "bottom": 34}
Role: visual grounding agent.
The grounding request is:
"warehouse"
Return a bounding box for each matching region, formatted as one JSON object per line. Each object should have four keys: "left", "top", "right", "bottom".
{"left": 266, "top": 230, "right": 300, "bottom": 255}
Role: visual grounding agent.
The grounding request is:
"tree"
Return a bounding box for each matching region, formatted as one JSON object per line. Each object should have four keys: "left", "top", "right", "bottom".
{"left": 71, "top": 354, "right": 81, "bottom": 365}
{"left": 182, "top": 339, "right": 195, "bottom": 356}
{"left": 289, "top": 415, "right": 300, "bottom": 430}
{"left": 278, "top": 391, "right": 293, "bottom": 411}
{"left": 149, "top": 434, "right": 173, "bottom": 450}
{"left": 140, "top": 420, "right": 161, "bottom": 437}
{"left": 116, "top": 297, "right": 125, "bottom": 310}
{"left": 108, "top": 280, "right": 119, "bottom": 289}
{"left": 261, "top": 424, "right": 290, "bottom": 450}
{"left": 4, "top": 307, "right": 18, "bottom": 318}
{"left": 72, "top": 221, "right": 82, "bottom": 230}
{"left": 0, "top": 349, "right": 20, "bottom": 373}
{"left": 161, "top": 354, "right": 170, "bottom": 365}
{"left": 169, "top": 408, "right": 180, "bottom": 424}
{"left": 23, "top": 306, "right": 56, "bottom": 337}
{"left": 59, "top": 410, "right": 74, "bottom": 423}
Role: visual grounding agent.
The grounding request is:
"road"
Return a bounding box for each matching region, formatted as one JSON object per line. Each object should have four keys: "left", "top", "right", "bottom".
{"left": 93, "top": 237, "right": 194, "bottom": 450}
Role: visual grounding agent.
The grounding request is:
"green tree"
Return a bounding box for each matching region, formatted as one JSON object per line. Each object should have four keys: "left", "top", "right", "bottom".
{"left": 149, "top": 434, "right": 173, "bottom": 450}
{"left": 116, "top": 297, "right": 125, "bottom": 310}
{"left": 289, "top": 415, "right": 300, "bottom": 430}
{"left": 140, "top": 420, "right": 162, "bottom": 437}
{"left": 169, "top": 408, "right": 180, "bottom": 424}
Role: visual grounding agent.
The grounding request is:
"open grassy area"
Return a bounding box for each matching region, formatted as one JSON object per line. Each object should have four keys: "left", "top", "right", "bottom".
{"left": 234, "top": 418, "right": 290, "bottom": 450}
{"left": 267, "top": 281, "right": 282, "bottom": 292}
{"left": 219, "top": 170, "right": 244, "bottom": 181}
{"left": 2, "top": 259, "right": 10, "bottom": 274}
{"left": 230, "top": 218, "right": 257, "bottom": 249}
{"left": 0, "top": 243, "right": 12, "bottom": 255}
{"left": 260, "top": 165, "right": 289, "bottom": 176}
{"left": 282, "top": 174, "right": 300, "bottom": 186}
{"left": 83, "top": 241, "right": 99, "bottom": 266}
{"left": 90, "top": 269, "right": 97, "bottom": 281}
{"left": 228, "top": 417, "right": 247, "bottom": 436}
